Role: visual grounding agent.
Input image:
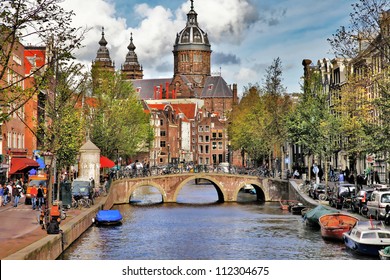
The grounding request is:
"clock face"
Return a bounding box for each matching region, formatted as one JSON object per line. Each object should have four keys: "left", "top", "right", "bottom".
{"left": 193, "top": 75, "right": 202, "bottom": 84}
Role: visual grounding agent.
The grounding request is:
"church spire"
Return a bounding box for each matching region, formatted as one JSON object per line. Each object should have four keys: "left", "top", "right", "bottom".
{"left": 121, "top": 32, "right": 143, "bottom": 80}
{"left": 93, "top": 26, "right": 114, "bottom": 70}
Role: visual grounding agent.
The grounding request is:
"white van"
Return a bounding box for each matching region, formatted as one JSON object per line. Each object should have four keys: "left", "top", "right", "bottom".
{"left": 367, "top": 189, "right": 390, "bottom": 220}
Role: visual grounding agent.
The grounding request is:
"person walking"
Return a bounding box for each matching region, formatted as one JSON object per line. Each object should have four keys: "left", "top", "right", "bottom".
{"left": 0, "top": 184, "right": 4, "bottom": 207}
{"left": 12, "top": 184, "right": 21, "bottom": 207}
{"left": 30, "top": 184, "right": 38, "bottom": 210}
{"left": 6, "top": 181, "right": 12, "bottom": 205}
{"left": 3, "top": 184, "right": 9, "bottom": 205}
{"left": 37, "top": 184, "right": 44, "bottom": 210}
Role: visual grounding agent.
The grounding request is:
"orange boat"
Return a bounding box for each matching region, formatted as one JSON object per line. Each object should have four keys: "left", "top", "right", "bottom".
{"left": 279, "top": 199, "right": 299, "bottom": 211}
{"left": 319, "top": 213, "right": 359, "bottom": 241}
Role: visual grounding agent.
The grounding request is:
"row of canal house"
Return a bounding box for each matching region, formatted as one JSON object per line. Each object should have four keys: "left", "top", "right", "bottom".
{"left": 0, "top": 37, "right": 48, "bottom": 182}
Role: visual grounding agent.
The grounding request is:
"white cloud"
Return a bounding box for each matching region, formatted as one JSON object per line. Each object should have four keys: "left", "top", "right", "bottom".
{"left": 55, "top": 0, "right": 355, "bottom": 94}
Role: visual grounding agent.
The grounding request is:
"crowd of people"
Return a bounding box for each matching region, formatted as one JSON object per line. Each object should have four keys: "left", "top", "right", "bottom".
{"left": 0, "top": 179, "right": 24, "bottom": 208}
{"left": 0, "top": 179, "right": 45, "bottom": 210}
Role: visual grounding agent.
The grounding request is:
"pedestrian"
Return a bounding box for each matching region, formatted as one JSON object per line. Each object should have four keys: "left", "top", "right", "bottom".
{"left": 30, "top": 184, "right": 38, "bottom": 210}
{"left": 293, "top": 169, "right": 300, "bottom": 179}
{"left": 374, "top": 171, "right": 380, "bottom": 184}
{"left": 3, "top": 184, "right": 9, "bottom": 205}
{"left": 0, "top": 184, "right": 4, "bottom": 207}
{"left": 12, "top": 184, "right": 21, "bottom": 207}
{"left": 37, "top": 184, "right": 44, "bottom": 210}
{"left": 6, "top": 181, "right": 12, "bottom": 204}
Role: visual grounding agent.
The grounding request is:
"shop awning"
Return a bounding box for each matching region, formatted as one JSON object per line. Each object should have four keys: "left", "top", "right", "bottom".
{"left": 100, "top": 155, "right": 115, "bottom": 168}
{"left": 9, "top": 157, "right": 40, "bottom": 175}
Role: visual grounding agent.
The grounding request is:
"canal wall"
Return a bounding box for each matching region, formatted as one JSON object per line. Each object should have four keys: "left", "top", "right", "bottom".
{"left": 4, "top": 201, "right": 105, "bottom": 260}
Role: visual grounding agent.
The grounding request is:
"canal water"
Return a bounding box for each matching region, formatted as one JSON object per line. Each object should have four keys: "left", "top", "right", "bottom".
{"left": 59, "top": 181, "right": 374, "bottom": 260}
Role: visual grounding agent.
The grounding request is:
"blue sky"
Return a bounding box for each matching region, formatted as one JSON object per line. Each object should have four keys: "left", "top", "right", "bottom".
{"left": 61, "top": 0, "right": 356, "bottom": 95}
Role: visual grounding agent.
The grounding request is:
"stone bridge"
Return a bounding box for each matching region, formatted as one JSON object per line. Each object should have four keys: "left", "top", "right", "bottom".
{"left": 103, "top": 173, "right": 289, "bottom": 207}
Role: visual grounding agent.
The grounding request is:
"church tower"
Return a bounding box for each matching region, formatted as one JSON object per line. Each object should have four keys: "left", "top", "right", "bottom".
{"left": 121, "top": 33, "right": 143, "bottom": 80}
{"left": 171, "top": 0, "right": 211, "bottom": 98}
{"left": 91, "top": 27, "right": 115, "bottom": 91}
{"left": 92, "top": 27, "right": 114, "bottom": 72}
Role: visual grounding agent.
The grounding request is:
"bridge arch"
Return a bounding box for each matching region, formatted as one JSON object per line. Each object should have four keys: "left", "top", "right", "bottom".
{"left": 234, "top": 181, "right": 266, "bottom": 202}
{"left": 172, "top": 174, "right": 227, "bottom": 203}
{"left": 128, "top": 180, "right": 168, "bottom": 203}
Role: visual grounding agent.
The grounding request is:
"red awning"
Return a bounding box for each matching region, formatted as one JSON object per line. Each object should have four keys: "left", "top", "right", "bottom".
{"left": 9, "top": 157, "right": 40, "bottom": 175}
{"left": 100, "top": 155, "right": 115, "bottom": 168}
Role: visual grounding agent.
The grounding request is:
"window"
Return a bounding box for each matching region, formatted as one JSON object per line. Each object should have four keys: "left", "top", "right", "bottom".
{"left": 160, "top": 119, "right": 164, "bottom": 126}
{"left": 160, "top": 141, "right": 166, "bottom": 147}
{"left": 205, "top": 145, "right": 209, "bottom": 153}
{"left": 362, "top": 232, "right": 377, "bottom": 239}
{"left": 212, "top": 142, "right": 217, "bottom": 150}
{"left": 160, "top": 131, "right": 166, "bottom": 137}
{"left": 205, "top": 135, "right": 209, "bottom": 142}
{"left": 205, "top": 126, "right": 210, "bottom": 132}
{"left": 199, "top": 145, "right": 203, "bottom": 153}
{"left": 212, "top": 132, "right": 217, "bottom": 138}
{"left": 198, "top": 126, "right": 203, "bottom": 132}
{"left": 218, "top": 132, "right": 223, "bottom": 138}
{"left": 218, "top": 142, "right": 223, "bottom": 149}
{"left": 199, "top": 135, "right": 203, "bottom": 143}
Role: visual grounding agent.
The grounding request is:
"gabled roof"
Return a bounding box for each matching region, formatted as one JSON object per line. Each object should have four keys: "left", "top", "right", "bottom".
{"left": 200, "top": 76, "right": 233, "bottom": 98}
{"left": 145, "top": 102, "right": 197, "bottom": 120}
{"left": 131, "top": 78, "right": 172, "bottom": 100}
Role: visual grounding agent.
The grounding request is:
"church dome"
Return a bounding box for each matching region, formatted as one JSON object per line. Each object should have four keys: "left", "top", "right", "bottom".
{"left": 174, "top": 0, "right": 210, "bottom": 52}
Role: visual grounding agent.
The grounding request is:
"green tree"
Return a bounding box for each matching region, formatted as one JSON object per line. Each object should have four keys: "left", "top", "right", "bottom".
{"left": 261, "top": 57, "right": 292, "bottom": 173}
{"left": 0, "top": 0, "right": 86, "bottom": 123}
{"left": 88, "top": 71, "right": 152, "bottom": 161}
{"left": 287, "top": 70, "right": 340, "bottom": 182}
{"left": 228, "top": 85, "right": 269, "bottom": 165}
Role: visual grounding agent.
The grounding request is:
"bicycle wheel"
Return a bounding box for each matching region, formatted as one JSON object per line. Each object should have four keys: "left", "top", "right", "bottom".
{"left": 318, "top": 193, "right": 327, "bottom": 201}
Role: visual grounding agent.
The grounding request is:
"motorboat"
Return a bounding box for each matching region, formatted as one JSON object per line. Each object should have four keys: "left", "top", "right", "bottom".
{"left": 93, "top": 209, "right": 123, "bottom": 226}
{"left": 290, "top": 203, "right": 306, "bottom": 215}
{"left": 303, "top": 205, "right": 338, "bottom": 228}
{"left": 343, "top": 220, "right": 390, "bottom": 257}
{"left": 319, "top": 213, "right": 358, "bottom": 241}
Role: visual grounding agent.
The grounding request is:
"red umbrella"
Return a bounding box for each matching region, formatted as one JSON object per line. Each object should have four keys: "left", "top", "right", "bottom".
{"left": 100, "top": 155, "right": 115, "bottom": 168}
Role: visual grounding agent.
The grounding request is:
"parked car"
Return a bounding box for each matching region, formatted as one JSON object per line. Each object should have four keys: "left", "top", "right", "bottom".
{"left": 308, "top": 183, "right": 326, "bottom": 200}
{"left": 351, "top": 188, "right": 374, "bottom": 213}
{"left": 71, "top": 177, "right": 95, "bottom": 204}
{"left": 329, "top": 183, "right": 356, "bottom": 209}
{"left": 366, "top": 188, "right": 390, "bottom": 220}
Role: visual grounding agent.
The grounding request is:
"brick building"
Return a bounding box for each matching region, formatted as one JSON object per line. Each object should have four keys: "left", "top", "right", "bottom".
{"left": 91, "top": 1, "right": 238, "bottom": 165}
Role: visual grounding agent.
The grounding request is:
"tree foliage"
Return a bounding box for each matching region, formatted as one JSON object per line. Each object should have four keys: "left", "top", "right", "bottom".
{"left": 287, "top": 70, "right": 340, "bottom": 176}
{"left": 328, "top": 0, "right": 390, "bottom": 60}
{"left": 41, "top": 62, "right": 86, "bottom": 171}
{"left": 88, "top": 70, "right": 153, "bottom": 161}
{"left": 0, "top": 0, "right": 87, "bottom": 123}
{"left": 229, "top": 58, "right": 292, "bottom": 165}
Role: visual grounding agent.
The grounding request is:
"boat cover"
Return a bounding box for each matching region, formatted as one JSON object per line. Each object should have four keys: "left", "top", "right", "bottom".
{"left": 96, "top": 209, "right": 122, "bottom": 222}
{"left": 304, "top": 205, "right": 338, "bottom": 224}
{"left": 383, "top": 246, "right": 390, "bottom": 255}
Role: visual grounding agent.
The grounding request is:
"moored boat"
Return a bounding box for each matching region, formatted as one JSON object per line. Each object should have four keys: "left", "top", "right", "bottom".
{"left": 303, "top": 205, "right": 338, "bottom": 228}
{"left": 290, "top": 203, "right": 306, "bottom": 215}
{"left": 343, "top": 220, "right": 390, "bottom": 257}
{"left": 94, "top": 209, "right": 123, "bottom": 226}
{"left": 279, "top": 199, "right": 299, "bottom": 211}
{"left": 319, "top": 213, "right": 359, "bottom": 241}
{"left": 379, "top": 246, "right": 390, "bottom": 260}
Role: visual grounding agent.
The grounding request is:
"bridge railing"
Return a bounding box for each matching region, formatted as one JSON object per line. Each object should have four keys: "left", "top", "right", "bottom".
{"left": 109, "top": 164, "right": 275, "bottom": 179}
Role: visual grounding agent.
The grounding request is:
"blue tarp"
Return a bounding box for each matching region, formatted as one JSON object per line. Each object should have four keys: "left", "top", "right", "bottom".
{"left": 96, "top": 210, "right": 122, "bottom": 223}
